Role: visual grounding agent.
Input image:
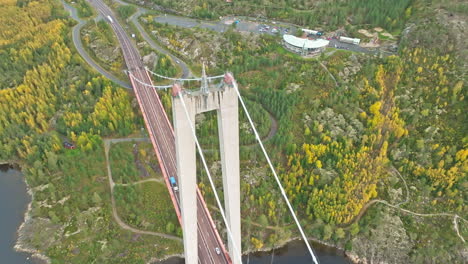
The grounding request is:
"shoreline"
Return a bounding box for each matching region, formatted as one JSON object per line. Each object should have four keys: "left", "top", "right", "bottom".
{"left": 242, "top": 235, "right": 349, "bottom": 258}
{"left": 13, "top": 167, "right": 51, "bottom": 264}
{"left": 5, "top": 163, "right": 356, "bottom": 264}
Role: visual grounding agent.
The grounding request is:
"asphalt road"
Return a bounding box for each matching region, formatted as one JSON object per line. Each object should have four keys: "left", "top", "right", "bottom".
{"left": 153, "top": 14, "right": 381, "bottom": 54}
{"left": 61, "top": 0, "right": 131, "bottom": 89}
{"left": 327, "top": 38, "right": 377, "bottom": 54}
{"left": 87, "top": 0, "right": 230, "bottom": 263}
{"left": 112, "top": 0, "right": 194, "bottom": 78}
{"left": 153, "top": 14, "right": 296, "bottom": 37}
{"left": 130, "top": 9, "right": 194, "bottom": 78}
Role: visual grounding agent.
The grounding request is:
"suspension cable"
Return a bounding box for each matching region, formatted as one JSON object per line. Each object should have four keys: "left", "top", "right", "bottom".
{"left": 128, "top": 72, "right": 172, "bottom": 89}
{"left": 146, "top": 67, "right": 225, "bottom": 81}
{"left": 146, "top": 67, "right": 198, "bottom": 81}
{"left": 176, "top": 92, "right": 244, "bottom": 264}
{"left": 232, "top": 81, "right": 320, "bottom": 264}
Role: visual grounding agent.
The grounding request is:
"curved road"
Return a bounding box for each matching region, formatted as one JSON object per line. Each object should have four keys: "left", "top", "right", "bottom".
{"left": 62, "top": 0, "right": 132, "bottom": 89}
{"left": 113, "top": 0, "right": 194, "bottom": 78}
{"left": 88, "top": 0, "right": 231, "bottom": 263}
{"left": 131, "top": 10, "right": 193, "bottom": 78}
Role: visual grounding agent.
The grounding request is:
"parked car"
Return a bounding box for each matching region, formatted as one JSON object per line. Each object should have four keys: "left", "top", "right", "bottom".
{"left": 215, "top": 247, "right": 221, "bottom": 255}
{"left": 63, "top": 142, "right": 75, "bottom": 149}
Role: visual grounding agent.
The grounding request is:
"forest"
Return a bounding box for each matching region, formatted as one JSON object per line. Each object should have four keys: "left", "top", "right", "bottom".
{"left": 168, "top": 5, "right": 466, "bottom": 262}
{"left": 132, "top": 0, "right": 413, "bottom": 31}
{"left": 0, "top": 0, "right": 184, "bottom": 263}
{"left": 1, "top": 0, "right": 466, "bottom": 262}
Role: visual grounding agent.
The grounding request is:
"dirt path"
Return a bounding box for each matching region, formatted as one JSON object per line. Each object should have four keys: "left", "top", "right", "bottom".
{"left": 244, "top": 111, "right": 278, "bottom": 148}
{"left": 347, "top": 167, "right": 467, "bottom": 243}
{"left": 376, "top": 200, "right": 467, "bottom": 243}
{"left": 104, "top": 138, "right": 182, "bottom": 241}
{"left": 117, "top": 178, "right": 163, "bottom": 186}
{"left": 319, "top": 62, "right": 338, "bottom": 87}
{"left": 262, "top": 111, "right": 278, "bottom": 143}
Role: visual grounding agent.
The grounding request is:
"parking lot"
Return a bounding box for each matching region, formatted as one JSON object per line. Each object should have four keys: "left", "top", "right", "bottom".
{"left": 154, "top": 14, "right": 296, "bottom": 36}
{"left": 153, "top": 14, "right": 378, "bottom": 55}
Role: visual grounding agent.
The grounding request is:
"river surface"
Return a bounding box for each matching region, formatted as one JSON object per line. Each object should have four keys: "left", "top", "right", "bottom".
{"left": 157, "top": 239, "right": 350, "bottom": 264}
{"left": 1, "top": 164, "right": 350, "bottom": 264}
{"left": 0, "top": 164, "right": 41, "bottom": 263}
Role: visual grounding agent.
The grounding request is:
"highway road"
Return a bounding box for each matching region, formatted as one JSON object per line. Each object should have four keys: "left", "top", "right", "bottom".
{"left": 112, "top": 0, "right": 193, "bottom": 78}
{"left": 87, "top": 0, "right": 230, "bottom": 263}
{"left": 61, "top": 0, "right": 131, "bottom": 89}
{"left": 129, "top": 9, "right": 193, "bottom": 78}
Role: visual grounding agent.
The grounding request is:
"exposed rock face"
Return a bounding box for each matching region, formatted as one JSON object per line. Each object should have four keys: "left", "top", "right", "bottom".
{"left": 285, "top": 83, "right": 301, "bottom": 94}
{"left": 92, "top": 42, "right": 120, "bottom": 63}
{"left": 83, "top": 27, "right": 122, "bottom": 66}
{"left": 338, "top": 54, "right": 362, "bottom": 83}
{"left": 156, "top": 29, "right": 261, "bottom": 68}
{"left": 315, "top": 108, "right": 364, "bottom": 141}
{"left": 350, "top": 210, "right": 412, "bottom": 264}
{"left": 142, "top": 52, "right": 158, "bottom": 68}
{"left": 400, "top": 9, "right": 467, "bottom": 69}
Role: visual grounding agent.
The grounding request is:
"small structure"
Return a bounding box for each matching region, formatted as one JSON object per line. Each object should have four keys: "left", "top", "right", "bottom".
{"left": 282, "top": 34, "right": 329, "bottom": 56}
{"left": 63, "top": 142, "right": 75, "bottom": 149}
{"left": 339, "top": 36, "right": 361, "bottom": 45}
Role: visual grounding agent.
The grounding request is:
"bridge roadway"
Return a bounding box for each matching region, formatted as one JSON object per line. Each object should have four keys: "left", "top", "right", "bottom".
{"left": 88, "top": 0, "right": 231, "bottom": 263}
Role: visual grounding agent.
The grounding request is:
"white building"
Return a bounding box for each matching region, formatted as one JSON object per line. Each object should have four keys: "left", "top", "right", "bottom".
{"left": 282, "top": 34, "right": 329, "bottom": 55}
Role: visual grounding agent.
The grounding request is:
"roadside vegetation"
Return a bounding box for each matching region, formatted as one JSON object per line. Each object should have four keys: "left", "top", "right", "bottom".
{"left": 116, "top": 5, "right": 137, "bottom": 19}
{"left": 1, "top": 0, "right": 466, "bottom": 263}
{"left": 114, "top": 182, "right": 181, "bottom": 236}
{"left": 109, "top": 141, "right": 163, "bottom": 184}
{"left": 70, "top": 0, "right": 94, "bottom": 18}
{"left": 130, "top": 0, "right": 413, "bottom": 31}
{"left": 139, "top": 1, "right": 467, "bottom": 262}
{"left": 80, "top": 20, "right": 127, "bottom": 80}
{"left": 0, "top": 0, "right": 183, "bottom": 262}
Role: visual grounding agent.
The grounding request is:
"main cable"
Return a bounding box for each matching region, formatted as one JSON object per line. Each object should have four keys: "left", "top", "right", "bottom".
{"left": 232, "top": 80, "right": 320, "bottom": 264}
{"left": 176, "top": 92, "right": 244, "bottom": 264}
{"left": 129, "top": 71, "right": 172, "bottom": 89}
{"left": 146, "top": 67, "right": 225, "bottom": 81}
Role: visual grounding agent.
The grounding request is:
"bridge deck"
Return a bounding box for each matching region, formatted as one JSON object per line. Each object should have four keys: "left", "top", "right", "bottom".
{"left": 88, "top": 0, "right": 231, "bottom": 263}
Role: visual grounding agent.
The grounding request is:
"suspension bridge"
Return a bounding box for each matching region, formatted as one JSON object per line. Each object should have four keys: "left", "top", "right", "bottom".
{"left": 88, "top": 0, "right": 319, "bottom": 263}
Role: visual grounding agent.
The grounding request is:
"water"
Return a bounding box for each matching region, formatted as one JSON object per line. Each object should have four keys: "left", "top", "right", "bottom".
{"left": 0, "top": 164, "right": 39, "bottom": 263}
{"left": 243, "top": 240, "right": 351, "bottom": 264}
{"left": 156, "top": 239, "right": 350, "bottom": 264}
{"left": 0, "top": 164, "right": 350, "bottom": 264}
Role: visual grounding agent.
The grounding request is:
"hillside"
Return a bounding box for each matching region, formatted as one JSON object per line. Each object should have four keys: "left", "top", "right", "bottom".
{"left": 0, "top": 0, "right": 466, "bottom": 263}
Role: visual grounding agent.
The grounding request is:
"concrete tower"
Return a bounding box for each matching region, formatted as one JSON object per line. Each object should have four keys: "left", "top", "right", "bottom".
{"left": 172, "top": 73, "right": 241, "bottom": 264}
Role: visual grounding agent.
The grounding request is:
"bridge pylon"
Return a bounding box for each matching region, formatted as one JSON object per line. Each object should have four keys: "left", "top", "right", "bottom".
{"left": 172, "top": 73, "right": 241, "bottom": 264}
